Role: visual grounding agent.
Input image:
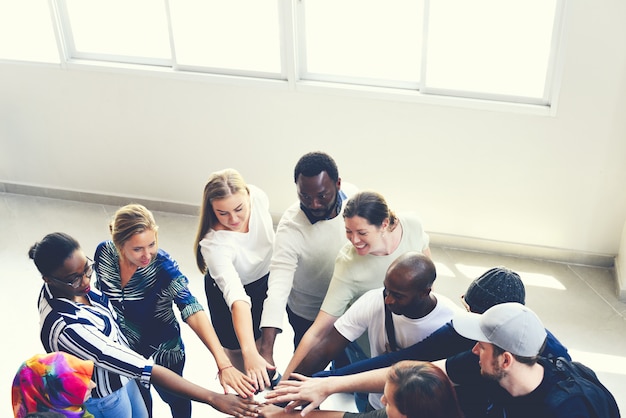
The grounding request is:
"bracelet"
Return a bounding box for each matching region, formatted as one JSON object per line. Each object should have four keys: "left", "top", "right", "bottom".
{"left": 216, "top": 365, "right": 233, "bottom": 379}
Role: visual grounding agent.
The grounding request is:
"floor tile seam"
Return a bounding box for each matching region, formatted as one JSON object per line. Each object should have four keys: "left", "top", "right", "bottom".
{"left": 567, "top": 264, "right": 626, "bottom": 320}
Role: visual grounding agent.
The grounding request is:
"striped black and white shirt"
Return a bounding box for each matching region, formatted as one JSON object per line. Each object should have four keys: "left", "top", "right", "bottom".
{"left": 38, "top": 284, "right": 153, "bottom": 398}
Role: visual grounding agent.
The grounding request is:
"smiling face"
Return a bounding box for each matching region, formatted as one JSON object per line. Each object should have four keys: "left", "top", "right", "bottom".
{"left": 344, "top": 215, "right": 388, "bottom": 255}
{"left": 211, "top": 190, "right": 251, "bottom": 232}
{"left": 45, "top": 249, "right": 92, "bottom": 298}
{"left": 120, "top": 229, "right": 158, "bottom": 268}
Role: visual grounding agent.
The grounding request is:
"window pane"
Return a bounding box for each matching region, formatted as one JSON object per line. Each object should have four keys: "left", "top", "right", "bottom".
{"left": 64, "top": 0, "right": 170, "bottom": 61}
{"left": 425, "top": 0, "right": 557, "bottom": 98}
{"left": 0, "top": 1, "right": 59, "bottom": 63}
{"left": 303, "top": 0, "right": 423, "bottom": 84}
{"left": 169, "top": 0, "right": 281, "bottom": 74}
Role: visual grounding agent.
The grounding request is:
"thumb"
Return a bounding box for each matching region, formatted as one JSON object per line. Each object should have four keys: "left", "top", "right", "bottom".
{"left": 220, "top": 380, "right": 229, "bottom": 395}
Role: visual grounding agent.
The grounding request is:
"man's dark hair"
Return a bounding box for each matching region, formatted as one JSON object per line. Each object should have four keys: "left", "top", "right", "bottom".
{"left": 293, "top": 152, "right": 339, "bottom": 183}
{"left": 492, "top": 340, "right": 546, "bottom": 366}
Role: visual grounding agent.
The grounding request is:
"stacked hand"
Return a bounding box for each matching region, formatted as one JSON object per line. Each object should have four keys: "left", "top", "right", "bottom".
{"left": 263, "top": 373, "right": 329, "bottom": 416}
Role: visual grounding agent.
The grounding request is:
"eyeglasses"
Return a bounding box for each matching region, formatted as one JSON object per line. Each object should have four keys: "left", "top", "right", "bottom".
{"left": 460, "top": 294, "right": 471, "bottom": 312}
{"left": 47, "top": 258, "right": 94, "bottom": 289}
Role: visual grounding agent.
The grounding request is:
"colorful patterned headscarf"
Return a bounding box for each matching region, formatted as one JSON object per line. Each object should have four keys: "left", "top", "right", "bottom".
{"left": 12, "top": 352, "right": 94, "bottom": 418}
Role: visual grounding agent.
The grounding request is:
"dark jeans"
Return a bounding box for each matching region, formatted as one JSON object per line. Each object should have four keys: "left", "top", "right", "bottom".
{"left": 138, "top": 354, "right": 191, "bottom": 418}
{"left": 286, "top": 304, "right": 314, "bottom": 349}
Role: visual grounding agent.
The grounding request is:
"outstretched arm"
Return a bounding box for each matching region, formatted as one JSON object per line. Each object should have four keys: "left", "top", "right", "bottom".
{"left": 150, "top": 364, "right": 261, "bottom": 416}
{"left": 185, "top": 310, "right": 256, "bottom": 397}
{"left": 259, "top": 405, "right": 385, "bottom": 418}
{"left": 297, "top": 327, "right": 350, "bottom": 377}
{"left": 314, "top": 322, "right": 473, "bottom": 377}
{"left": 259, "top": 404, "right": 344, "bottom": 418}
{"left": 259, "top": 326, "right": 280, "bottom": 366}
{"left": 232, "top": 300, "right": 276, "bottom": 391}
{"left": 281, "top": 311, "right": 339, "bottom": 382}
{"left": 265, "top": 368, "right": 388, "bottom": 416}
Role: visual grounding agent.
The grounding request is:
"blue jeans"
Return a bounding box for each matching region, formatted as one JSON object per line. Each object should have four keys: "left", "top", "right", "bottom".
{"left": 85, "top": 379, "right": 149, "bottom": 418}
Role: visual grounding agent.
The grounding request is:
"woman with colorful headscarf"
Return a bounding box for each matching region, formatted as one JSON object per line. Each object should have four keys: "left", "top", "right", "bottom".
{"left": 12, "top": 352, "right": 96, "bottom": 418}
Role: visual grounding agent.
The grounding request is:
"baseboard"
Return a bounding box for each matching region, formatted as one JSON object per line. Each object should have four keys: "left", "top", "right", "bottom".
{"left": 1, "top": 181, "right": 617, "bottom": 270}
{"left": 615, "top": 256, "right": 626, "bottom": 300}
{"left": 0, "top": 181, "right": 200, "bottom": 216}
{"left": 426, "top": 233, "right": 615, "bottom": 269}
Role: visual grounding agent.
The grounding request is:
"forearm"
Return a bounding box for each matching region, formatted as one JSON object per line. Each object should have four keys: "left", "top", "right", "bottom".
{"left": 186, "top": 311, "right": 232, "bottom": 369}
{"left": 232, "top": 301, "right": 261, "bottom": 357}
{"left": 283, "top": 311, "right": 337, "bottom": 379}
{"left": 297, "top": 328, "right": 348, "bottom": 376}
{"left": 296, "top": 346, "right": 336, "bottom": 376}
{"left": 260, "top": 327, "right": 280, "bottom": 362}
{"left": 326, "top": 368, "right": 388, "bottom": 394}
{"left": 260, "top": 404, "right": 343, "bottom": 418}
{"left": 150, "top": 364, "right": 220, "bottom": 406}
{"left": 314, "top": 352, "right": 396, "bottom": 377}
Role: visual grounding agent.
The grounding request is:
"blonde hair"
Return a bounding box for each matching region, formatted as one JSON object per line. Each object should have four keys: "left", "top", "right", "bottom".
{"left": 110, "top": 204, "right": 159, "bottom": 254}
{"left": 194, "top": 168, "right": 249, "bottom": 273}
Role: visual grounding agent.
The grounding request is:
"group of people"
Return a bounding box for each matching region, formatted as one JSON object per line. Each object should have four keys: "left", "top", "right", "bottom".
{"left": 11, "top": 151, "right": 620, "bottom": 418}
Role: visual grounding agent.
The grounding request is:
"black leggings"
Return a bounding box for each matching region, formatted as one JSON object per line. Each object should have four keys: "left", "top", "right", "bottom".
{"left": 204, "top": 272, "right": 269, "bottom": 350}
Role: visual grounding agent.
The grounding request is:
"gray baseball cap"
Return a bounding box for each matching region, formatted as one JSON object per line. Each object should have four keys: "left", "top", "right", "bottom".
{"left": 452, "top": 302, "right": 547, "bottom": 357}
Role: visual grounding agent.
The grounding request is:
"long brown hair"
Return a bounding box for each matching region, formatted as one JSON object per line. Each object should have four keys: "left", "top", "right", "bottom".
{"left": 193, "top": 168, "right": 249, "bottom": 273}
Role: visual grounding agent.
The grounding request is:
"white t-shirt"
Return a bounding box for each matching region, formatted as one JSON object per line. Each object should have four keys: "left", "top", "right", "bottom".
{"left": 334, "top": 287, "right": 462, "bottom": 409}
{"left": 199, "top": 184, "right": 274, "bottom": 309}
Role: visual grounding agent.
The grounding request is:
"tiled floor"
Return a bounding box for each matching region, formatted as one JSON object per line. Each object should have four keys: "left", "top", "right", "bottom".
{"left": 2, "top": 192, "right": 625, "bottom": 417}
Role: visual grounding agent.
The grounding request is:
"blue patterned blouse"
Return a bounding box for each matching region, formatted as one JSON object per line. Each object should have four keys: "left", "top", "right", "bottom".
{"left": 94, "top": 241, "right": 204, "bottom": 367}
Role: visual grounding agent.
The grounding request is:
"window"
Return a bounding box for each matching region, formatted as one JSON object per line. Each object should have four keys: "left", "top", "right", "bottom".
{"left": 299, "top": 0, "right": 560, "bottom": 104}
{"left": 0, "top": 0, "right": 565, "bottom": 108}
{"left": 61, "top": 0, "right": 171, "bottom": 65}
{"left": 0, "top": 1, "right": 59, "bottom": 63}
{"left": 299, "top": 0, "right": 424, "bottom": 89}
{"left": 422, "top": 0, "right": 558, "bottom": 103}
{"left": 169, "top": 0, "right": 282, "bottom": 77}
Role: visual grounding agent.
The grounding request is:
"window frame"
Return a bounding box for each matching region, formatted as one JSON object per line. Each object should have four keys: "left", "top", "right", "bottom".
{"left": 0, "top": 0, "right": 567, "bottom": 115}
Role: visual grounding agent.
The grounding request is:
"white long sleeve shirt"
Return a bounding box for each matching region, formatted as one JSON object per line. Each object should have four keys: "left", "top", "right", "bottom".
{"left": 261, "top": 182, "right": 358, "bottom": 329}
{"left": 199, "top": 184, "right": 274, "bottom": 309}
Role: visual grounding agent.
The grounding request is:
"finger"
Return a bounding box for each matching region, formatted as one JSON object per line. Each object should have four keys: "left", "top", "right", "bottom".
{"left": 289, "top": 373, "right": 309, "bottom": 382}
{"left": 264, "top": 394, "right": 292, "bottom": 404}
{"left": 301, "top": 402, "right": 318, "bottom": 416}
{"left": 248, "top": 371, "right": 260, "bottom": 391}
{"left": 284, "top": 400, "right": 305, "bottom": 413}
{"left": 274, "top": 380, "right": 303, "bottom": 389}
{"left": 220, "top": 382, "right": 230, "bottom": 395}
{"left": 236, "top": 379, "right": 256, "bottom": 397}
{"left": 243, "top": 383, "right": 257, "bottom": 398}
{"left": 257, "top": 370, "right": 269, "bottom": 392}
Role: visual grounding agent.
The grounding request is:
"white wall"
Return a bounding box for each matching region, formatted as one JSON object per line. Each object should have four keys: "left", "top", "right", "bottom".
{"left": 1, "top": 0, "right": 625, "bottom": 259}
